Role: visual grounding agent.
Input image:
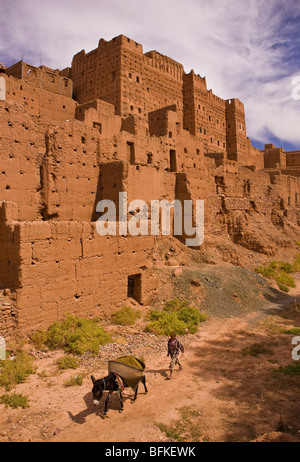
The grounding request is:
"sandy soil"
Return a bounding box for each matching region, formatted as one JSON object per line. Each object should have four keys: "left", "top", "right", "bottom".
{"left": 0, "top": 286, "right": 300, "bottom": 443}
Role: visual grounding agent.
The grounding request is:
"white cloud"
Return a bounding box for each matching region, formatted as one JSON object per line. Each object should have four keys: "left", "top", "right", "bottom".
{"left": 0, "top": 0, "right": 299, "bottom": 148}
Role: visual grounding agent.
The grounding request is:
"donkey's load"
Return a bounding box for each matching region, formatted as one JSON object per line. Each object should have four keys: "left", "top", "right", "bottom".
{"left": 108, "top": 356, "right": 145, "bottom": 389}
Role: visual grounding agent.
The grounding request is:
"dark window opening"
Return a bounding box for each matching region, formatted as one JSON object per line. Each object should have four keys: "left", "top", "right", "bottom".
{"left": 170, "top": 150, "right": 177, "bottom": 172}
{"left": 93, "top": 122, "right": 102, "bottom": 134}
{"left": 127, "top": 274, "right": 142, "bottom": 303}
{"left": 147, "top": 153, "right": 153, "bottom": 164}
{"left": 127, "top": 142, "right": 135, "bottom": 164}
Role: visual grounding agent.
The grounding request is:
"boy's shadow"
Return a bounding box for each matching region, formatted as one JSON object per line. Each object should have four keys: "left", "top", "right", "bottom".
{"left": 146, "top": 369, "right": 169, "bottom": 379}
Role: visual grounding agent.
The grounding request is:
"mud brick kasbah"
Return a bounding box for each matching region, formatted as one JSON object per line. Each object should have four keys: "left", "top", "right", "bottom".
{"left": 0, "top": 34, "right": 299, "bottom": 337}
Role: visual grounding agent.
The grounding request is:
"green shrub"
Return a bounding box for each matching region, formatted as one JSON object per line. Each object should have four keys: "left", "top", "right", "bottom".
{"left": 145, "top": 300, "right": 206, "bottom": 336}
{"left": 284, "top": 328, "right": 300, "bottom": 335}
{"left": 275, "top": 272, "right": 296, "bottom": 289}
{"left": 111, "top": 306, "right": 141, "bottom": 326}
{"left": 0, "top": 352, "right": 35, "bottom": 391}
{"left": 30, "top": 330, "right": 48, "bottom": 350}
{"left": 0, "top": 393, "right": 30, "bottom": 409}
{"left": 145, "top": 312, "right": 187, "bottom": 336}
{"left": 177, "top": 307, "right": 206, "bottom": 334}
{"left": 242, "top": 343, "right": 273, "bottom": 357}
{"left": 57, "top": 355, "right": 79, "bottom": 370}
{"left": 30, "top": 315, "right": 112, "bottom": 355}
{"left": 64, "top": 375, "right": 84, "bottom": 387}
{"left": 274, "top": 362, "right": 300, "bottom": 376}
{"left": 255, "top": 257, "right": 300, "bottom": 292}
{"left": 255, "top": 264, "right": 277, "bottom": 278}
{"left": 292, "top": 254, "right": 300, "bottom": 272}
{"left": 164, "top": 299, "right": 189, "bottom": 313}
{"left": 277, "top": 283, "right": 290, "bottom": 293}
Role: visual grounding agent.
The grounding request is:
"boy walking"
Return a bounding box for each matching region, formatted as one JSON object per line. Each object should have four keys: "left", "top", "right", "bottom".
{"left": 167, "top": 332, "right": 184, "bottom": 379}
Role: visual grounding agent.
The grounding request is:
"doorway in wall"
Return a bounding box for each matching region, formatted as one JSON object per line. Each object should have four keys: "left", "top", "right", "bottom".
{"left": 169, "top": 150, "right": 177, "bottom": 172}
{"left": 127, "top": 274, "right": 142, "bottom": 303}
{"left": 127, "top": 142, "right": 135, "bottom": 164}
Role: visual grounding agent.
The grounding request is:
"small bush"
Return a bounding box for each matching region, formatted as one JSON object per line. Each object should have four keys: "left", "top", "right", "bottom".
{"left": 64, "top": 375, "right": 84, "bottom": 387}
{"left": 274, "top": 362, "right": 300, "bottom": 376}
{"left": 145, "top": 300, "right": 206, "bottom": 336}
{"left": 145, "top": 312, "right": 187, "bottom": 336}
{"left": 242, "top": 343, "right": 273, "bottom": 357}
{"left": 57, "top": 355, "right": 79, "bottom": 370}
{"left": 275, "top": 272, "right": 296, "bottom": 289}
{"left": 255, "top": 265, "right": 276, "bottom": 278}
{"left": 30, "top": 330, "right": 48, "bottom": 350}
{"left": 255, "top": 257, "right": 300, "bottom": 292}
{"left": 37, "top": 370, "right": 48, "bottom": 378}
{"left": 164, "top": 299, "right": 189, "bottom": 313}
{"left": 292, "top": 254, "right": 300, "bottom": 272}
{"left": 0, "top": 352, "right": 35, "bottom": 391}
{"left": 111, "top": 306, "right": 141, "bottom": 326}
{"left": 277, "top": 283, "right": 290, "bottom": 293}
{"left": 177, "top": 306, "right": 206, "bottom": 333}
{"left": 284, "top": 328, "right": 300, "bottom": 335}
{"left": 30, "top": 315, "right": 112, "bottom": 355}
{"left": 0, "top": 393, "right": 30, "bottom": 409}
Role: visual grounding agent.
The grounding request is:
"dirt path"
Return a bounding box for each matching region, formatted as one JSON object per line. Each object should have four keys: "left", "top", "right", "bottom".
{"left": 1, "top": 293, "right": 300, "bottom": 443}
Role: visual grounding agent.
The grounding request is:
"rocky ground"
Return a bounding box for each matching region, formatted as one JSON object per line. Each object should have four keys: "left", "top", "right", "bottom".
{"left": 0, "top": 275, "right": 299, "bottom": 443}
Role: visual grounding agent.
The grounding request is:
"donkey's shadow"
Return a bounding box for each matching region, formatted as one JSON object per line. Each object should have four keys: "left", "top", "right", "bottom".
{"left": 67, "top": 391, "right": 133, "bottom": 424}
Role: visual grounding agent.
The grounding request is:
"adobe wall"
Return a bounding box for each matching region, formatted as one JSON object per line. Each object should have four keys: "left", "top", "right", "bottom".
{"left": 0, "top": 101, "right": 45, "bottom": 221}
{"left": 286, "top": 151, "right": 300, "bottom": 167}
{"left": 1, "top": 74, "right": 76, "bottom": 124}
{"left": 0, "top": 202, "right": 20, "bottom": 290}
{"left": 183, "top": 72, "right": 227, "bottom": 154}
{"left": 14, "top": 220, "right": 158, "bottom": 333}
{"left": 41, "top": 121, "right": 101, "bottom": 221}
{"left": 264, "top": 144, "right": 286, "bottom": 169}
{"left": 225, "top": 99, "right": 248, "bottom": 163}
{"left": 70, "top": 35, "right": 261, "bottom": 166}
{"left": 72, "top": 35, "right": 184, "bottom": 123}
{"left": 5, "top": 61, "right": 73, "bottom": 98}
{"left": 0, "top": 303, "right": 17, "bottom": 338}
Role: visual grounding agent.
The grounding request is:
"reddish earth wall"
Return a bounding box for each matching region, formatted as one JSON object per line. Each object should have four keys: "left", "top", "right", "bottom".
{"left": 0, "top": 35, "right": 299, "bottom": 336}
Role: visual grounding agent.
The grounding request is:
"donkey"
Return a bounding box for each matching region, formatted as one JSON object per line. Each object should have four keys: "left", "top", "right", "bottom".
{"left": 91, "top": 373, "right": 148, "bottom": 416}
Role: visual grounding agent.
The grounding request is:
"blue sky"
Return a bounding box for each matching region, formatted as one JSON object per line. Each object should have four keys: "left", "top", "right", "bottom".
{"left": 0, "top": 0, "right": 300, "bottom": 151}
